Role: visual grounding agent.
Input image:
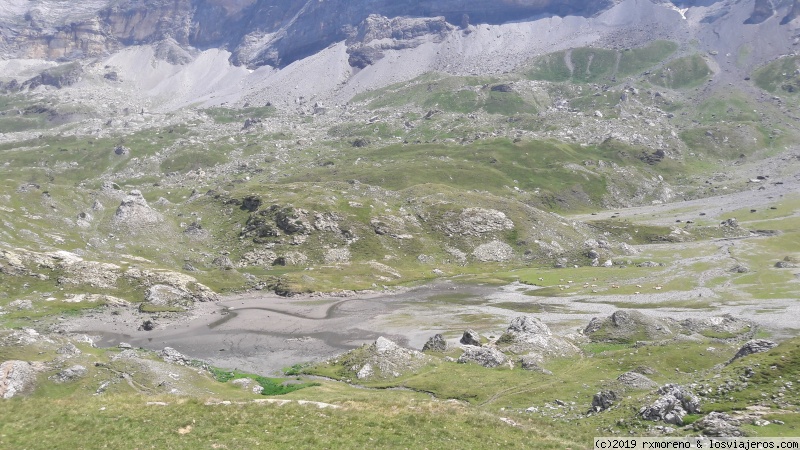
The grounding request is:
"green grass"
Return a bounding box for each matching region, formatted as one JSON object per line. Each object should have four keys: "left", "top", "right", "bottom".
{"left": 209, "top": 367, "right": 320, "bottom": 396}
{"left": 617, "top": 41, "right": 679, "bottom": 77}
{"left": 202, "top": 105, "right": 276, "bottom": 124}
{"left": 648, "top": 54, "right": 711, "bottom": 89}
{"left": 352, "top": 73, "right": 539, "bottom": 115}
{"left": 0, "top": 393, "right": 569, "bottom": 449}
{"left": 280, "top": 138, "right": 650, "bottom": 210}
{"left": 527, "top": 41, "right": 677, "bottom": 83}
{"left": 753, "top": 55, "right": 800, "bottom": 95}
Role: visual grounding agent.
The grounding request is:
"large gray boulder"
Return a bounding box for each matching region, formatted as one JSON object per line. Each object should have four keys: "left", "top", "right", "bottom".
{"left": 728, "top": 339, "right": 778, "bottom": 364}
{"left": 693, "top": 412, "right": 743, "bottom": 437}
{"left": 457, "top": 346, "right": 508, "bottom": 368}
{"left": 1, "top": 361, "right": 37, "bottom": 398}
{"left": 497, "top": 316, "right": 579, "bottom": 358}
{"left": 639, "top": 384, "right": 700, "bottom": 425}
{"left": 145, "top": 284, "right": 193, "bottom": 308}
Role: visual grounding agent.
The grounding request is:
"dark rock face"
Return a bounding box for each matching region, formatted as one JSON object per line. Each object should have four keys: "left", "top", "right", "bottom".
{"left": 591, "top": 390, "right": 618, "bottom": 412}
{"left": 782, "top": 0, "right": 800, "bottom": 24}
{"left": 744, "top": 0, "right": 774, "bottom": 24}
{"left": 460, "top": 329, "right": 481, "bottom": 346}
{"left": 22, "top": 62, "right": 83, "bottom": 90}
{"left": 346, "top": 15, "right": 453, "bottom": 68}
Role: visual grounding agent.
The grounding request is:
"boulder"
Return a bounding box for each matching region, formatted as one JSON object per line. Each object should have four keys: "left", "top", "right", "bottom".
{"left": 693, "top": 412, "right": 743, "bottom": 437}
{"left": 518, "top": 355, "right": 552, "bottom": 374}
{"left": 680, "top": 315, "right": 754, "bottom": 340}
{"left": 507, "top": 316, "right": 551, "bottom": 336}
{"left": 728, "top": 339, "right": 778, "bottom": 363}
{"left": 457, "top": 346, "right": 507, "bottom": 368}
{"left": 497, "top": 316, "right": 579, "bottom": 358}
{"left": 347, "top": 337, "right": 431, "bottom": 380}
{"left": 639, "top": 384, "right": 700, "bottom": 425}
{"left": 1, "top": 360, "right": 37, "bottom": 398}
{"left": 111, "top": 190, "right": 163, "bottom": 231}
{"left": 591, "top": 390, "right": 619, "bottom": 412}
{"left": 472, "top": 240, "right": 514, "bottom": 262}
{"left": 50, "top": 365, "right": 87, "bottom": 384}
{"left": 444, "top": 208, "right": 514, "bottom": 236}
{"left": 460, "top": 329, "right": 481, "bottom": 346}
{"left": 584, "top": 310, "right": 674, "bottom": 343}
{"left": 730, "top": 264, "right": 750, "bottom": 273}
{"left": 356, "top": 363, "right": 373, "bottom": 379}
{"left": 56, "top": 343, "right": 82, "bottom": 356}
{"left": 721, "top": 218, "right": 739, "bottom": 228}
{"left": 422, "top": 334, "right": 448, "bottom": 352}
{"left": 617, "top": 371, "right": 658, "bottom": 390}
{"left": 145, "top": 284, "right": 192, "bottom": 308}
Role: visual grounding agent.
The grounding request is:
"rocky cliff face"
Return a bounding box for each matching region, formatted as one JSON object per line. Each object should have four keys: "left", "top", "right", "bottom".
{"left": 2, "top": 0, "right": 619, "bottom": 68}
{"left": 1, "top": 0, "right": 797, "bottom": 70}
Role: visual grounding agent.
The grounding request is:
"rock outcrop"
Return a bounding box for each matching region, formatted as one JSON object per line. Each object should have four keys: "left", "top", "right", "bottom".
{"left": 584, "top": 310, "right": 674, "bottom": 343}
{"left": 640, "top": 384, "right": 700, "bottom": 425}
{"left": 111, "top": 190, "right": 163, "bottom": 231}
{"left": 693, "top": 412, "right": 743, "bottom": 437}
{"left": 422, "top": 334, "right": 448, "bottom": 352}
{"left": 617, "top": 371, "right": 658, "bottom": 390}
{"left": 444, "top": 208, "right": 514, "bottom": 236}
{"left": 1, "top": 360, "right": 38, "bottom": 398}
{"left": 457, "top": 346, "right": 507, "bottom": 368}
{"left": 591, "top": 390, "right": 619, "bottom": 412}
{"left": 0, "top": 0, "right": 623, "bottom": 66}
{"left": 497, "top": 316, "right": 579, "bottom": 358}
{"left": 728, "top": 339, "right": 778, "bottom": 364}
{"left": 459, "top": 329, "right": 481, "bottom": 346}
{"left": 50, "top": 365, "right": 88, "bottom": 384}
{"left": 472, "top": 240, "right": 514, "bottom": 262}
{"left": 348, "top": 337, "right": 432, "bottom": 380}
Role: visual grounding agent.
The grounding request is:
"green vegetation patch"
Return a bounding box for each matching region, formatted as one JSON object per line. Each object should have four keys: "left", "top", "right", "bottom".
{"left": 527, "top": 41, "right": 677, "bottom": 83}
{"left": 353, "top": 73, "right": 539, "bottom": 115}
{"left": 753, "top": 55, "right": 800, "bottom": 95}
{"left": 209, "top": 367, "right": 319, "bottom": 396}
{"left": 648, "top": 54, "right": 711, "bottom": 89}
{"left": 202, "top": 105, "right": 276, "bottom": 124}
